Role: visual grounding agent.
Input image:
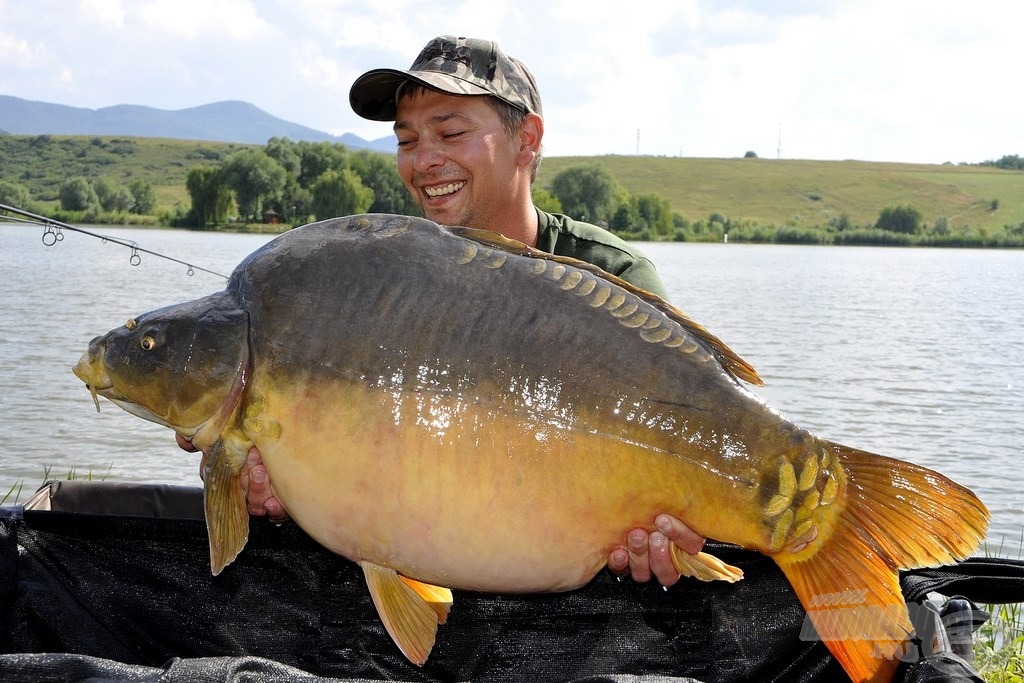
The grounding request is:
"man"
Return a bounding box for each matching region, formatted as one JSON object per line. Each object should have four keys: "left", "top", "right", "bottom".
{"left": 183, "top": 35, "right": 704, "bottom": 587}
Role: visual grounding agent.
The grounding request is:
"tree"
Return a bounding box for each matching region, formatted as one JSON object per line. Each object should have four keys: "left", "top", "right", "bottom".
{"left": 222, "top": 149, "right": 289, "bottom": 222}
{"left": 310, "top": 168, "right": 374, "bottom": 220}
{"left": 297, "top": 141, "right": 350, "bottom": 188}
{"left": 531, "top": 187, "right": 562, "bottom": 214}
{"left": 829, "top": 212, "right": 853, "bottom": 231}
{"left": 549, "top": 164, "right": 618, "bottom": 224}
{"left": 0, "top": 180, "right": 31, "bottom": 208}
{"left": 92, "top": 176, "right": 117, "bottom": 211}
{"left": 611, "top": 203, "right": 640, "bottom": 233}
{"left": 632, "top": 193, "right": 674, "bottom": 237}
{"left": 128, "top": 179, "right": 157, "bottom": 214}
{"left": 92, "top": 176, "right": 134, "bottom": 212}
{"left": 59, "top": 177, "right": 99, "bottom": 211}
{"left": 876, "top": 205, "right": 922, "bottom": 234}
{"left": 264, "top": 137, "right": 302, "bottom": 177}
{"left": 349, "top": 151, "right": 420, "bottom": 215}
{"left": 186, "top": 166, "right": 232, "bottom": 228}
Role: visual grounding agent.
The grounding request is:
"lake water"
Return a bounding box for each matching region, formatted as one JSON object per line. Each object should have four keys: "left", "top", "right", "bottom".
{"left": 1, "top": 224, "right": 1021, "bottom": 552}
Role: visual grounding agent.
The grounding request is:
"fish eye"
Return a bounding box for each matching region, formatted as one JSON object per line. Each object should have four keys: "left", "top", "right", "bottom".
{"left": 140, "top": 335, "right": 157, "bottom": 351}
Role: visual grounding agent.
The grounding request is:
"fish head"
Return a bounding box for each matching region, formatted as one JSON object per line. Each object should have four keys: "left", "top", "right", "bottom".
{"left": 73, "top": 292, "right": 250, "bottom": 448}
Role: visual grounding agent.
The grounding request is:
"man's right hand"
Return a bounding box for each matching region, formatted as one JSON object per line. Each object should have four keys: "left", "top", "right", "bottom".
{"left": 175, "top": 434, "right": 289, "bottom": 524}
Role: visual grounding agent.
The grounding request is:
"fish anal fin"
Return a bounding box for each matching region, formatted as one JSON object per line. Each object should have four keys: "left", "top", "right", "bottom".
{"left": 362, "top": 562, "right": 449, "bottom": 666}
{"left": 669, "top": 546, "right": 744, "bottom": 583}
{"left": 203, "top": 438, "right": 250, "bottom": 576}
{"left": 399, "top": 575, "right": 453, "bottom": 625}
{"left": 775, "top": 443, "right": 989, "bottom": 682}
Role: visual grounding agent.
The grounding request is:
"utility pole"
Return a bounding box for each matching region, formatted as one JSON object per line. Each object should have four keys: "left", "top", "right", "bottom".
{"left": 636, "top": 128, "right": 640, "bottom": 155}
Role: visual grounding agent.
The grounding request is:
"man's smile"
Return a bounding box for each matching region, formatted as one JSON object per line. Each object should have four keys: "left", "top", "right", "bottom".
{"left": 424, "top": 181, "right": 466, "bottom": 198}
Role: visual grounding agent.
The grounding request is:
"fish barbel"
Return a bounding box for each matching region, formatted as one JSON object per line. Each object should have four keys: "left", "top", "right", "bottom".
{"left": 73, "top": 214, "right": 988, "bottom": 682}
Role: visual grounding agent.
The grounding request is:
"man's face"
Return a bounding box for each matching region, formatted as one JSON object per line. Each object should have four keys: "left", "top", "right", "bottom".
{"left": 394, "top": 89, "right": 523, "bottom": 230}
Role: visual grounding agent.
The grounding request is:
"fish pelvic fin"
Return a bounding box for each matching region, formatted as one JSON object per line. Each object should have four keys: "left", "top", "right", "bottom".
{"left": 203, "top": 437, "right": 251, "bottom": 576}
{"left": 774, "top": 443, "right": 989, "bottom": 683}
{"left": 362, "top": 562, "right": 453, "bottom": 666}
{"left": 669, "top": 546, "right": 744, "bottom": 583}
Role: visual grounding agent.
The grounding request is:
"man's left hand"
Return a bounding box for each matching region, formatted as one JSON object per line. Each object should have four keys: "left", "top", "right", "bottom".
{"left": 607, "top": 514, "right": 705, "bottom": 587}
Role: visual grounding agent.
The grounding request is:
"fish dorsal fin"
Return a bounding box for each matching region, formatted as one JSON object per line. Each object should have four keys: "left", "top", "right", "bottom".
{"left": 362, "top": 562, "right": 452, "bottom": 666}
{"left": 448, "top": 226, "right": 763, "bottom": 387}
{"left": 203, "top": 437, "right": 251, "bottom": 575}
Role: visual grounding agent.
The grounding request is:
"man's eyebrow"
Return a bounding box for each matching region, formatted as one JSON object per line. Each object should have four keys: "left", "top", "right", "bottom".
{"left": 394, "top": 111, "right": 471, "bottom": 131}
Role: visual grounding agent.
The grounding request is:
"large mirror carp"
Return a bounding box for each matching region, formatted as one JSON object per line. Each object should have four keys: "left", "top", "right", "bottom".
{"left": 74, "top": 214, "right": 988, "bottom": 682}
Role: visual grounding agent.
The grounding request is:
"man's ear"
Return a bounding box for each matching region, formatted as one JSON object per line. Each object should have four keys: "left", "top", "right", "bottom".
{"left": 517, "top": 113, "right": 544, "bottom": 167}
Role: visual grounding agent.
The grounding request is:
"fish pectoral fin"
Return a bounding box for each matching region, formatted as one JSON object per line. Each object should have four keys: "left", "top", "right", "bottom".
{"left": 399, "top": 575, "right": 453, "bottom": 625}
{"left": 669, "top": 545, "right": 744, "bottom": 583}
{"left": 362, "top": 562, "right": 451, "bottom": 666}
{"left": 203, "top": 438, "right": 250, "bottom": 576}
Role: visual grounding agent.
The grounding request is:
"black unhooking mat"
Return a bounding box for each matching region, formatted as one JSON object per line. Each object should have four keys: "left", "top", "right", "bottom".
{"left": 0, "top": 481, "right": 1020, "bottom": 682}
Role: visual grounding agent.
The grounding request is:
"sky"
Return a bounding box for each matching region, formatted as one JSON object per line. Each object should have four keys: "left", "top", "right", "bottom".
{"left": 0, "top": 0, "right": 1020, "bottom": 164}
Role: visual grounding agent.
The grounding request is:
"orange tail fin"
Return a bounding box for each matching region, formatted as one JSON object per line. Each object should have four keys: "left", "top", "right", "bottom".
{"left": 775, "top": 444, "right": 988, "bottom": 683}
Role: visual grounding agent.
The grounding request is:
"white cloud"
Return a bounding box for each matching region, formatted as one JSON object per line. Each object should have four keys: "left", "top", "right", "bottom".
{"left": 0, "top": 0, "right": 1021, "bottom": 162}
{"left": 136, "top": 0, "right": 271, "bottom": 40}
{"left": 0, "top": 31, "right": 44, "bottom": 68}
{"left": 80, "top": 0, "right": 125, "bottom": 28}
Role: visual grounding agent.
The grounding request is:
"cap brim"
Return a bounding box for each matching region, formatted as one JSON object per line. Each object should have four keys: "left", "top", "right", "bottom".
{"left": 349, "top": 68, "right": 492, "bottom": 122}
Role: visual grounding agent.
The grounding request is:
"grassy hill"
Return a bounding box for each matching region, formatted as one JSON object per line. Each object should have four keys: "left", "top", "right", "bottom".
{"left": 3, "top": 135, "right": 1023, "bottom": 236}
{"left": 536, "top": 155, "right": 1024, "bottom": 233}
{"left": 0, "top": 135, "right": 247, "bottom": 208}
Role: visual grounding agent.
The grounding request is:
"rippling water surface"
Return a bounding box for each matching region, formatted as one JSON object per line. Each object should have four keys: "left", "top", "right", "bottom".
{"left": 1, "top": 225, "right": 1020, "bottom": 549}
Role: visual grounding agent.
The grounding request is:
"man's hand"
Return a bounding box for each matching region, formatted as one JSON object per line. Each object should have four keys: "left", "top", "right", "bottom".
{"left": 175, "top": 435, "right": 289, "bottom": 524}
{"left": 238, "top": 447, "right": 288, "bottom": 523}
{"left": 607, "top": 514, "right": 705, "bottom": 587}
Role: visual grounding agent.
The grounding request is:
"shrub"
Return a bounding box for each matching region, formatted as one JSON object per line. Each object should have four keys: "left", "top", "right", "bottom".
{"left": 876, "top": 205, "right": 922, "bottom": 234}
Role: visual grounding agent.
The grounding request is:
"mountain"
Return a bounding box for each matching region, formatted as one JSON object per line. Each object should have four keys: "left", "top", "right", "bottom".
{"left": 0, "top": 95, "right": 394, "bottom": 152}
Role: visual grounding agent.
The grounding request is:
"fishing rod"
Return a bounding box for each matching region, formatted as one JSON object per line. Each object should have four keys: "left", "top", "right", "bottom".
{"left": 0, "top": 202, "right": 229, "bottom": 279}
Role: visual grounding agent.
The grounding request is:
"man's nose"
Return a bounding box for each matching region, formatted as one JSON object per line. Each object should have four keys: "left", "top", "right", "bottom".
{"left": 412, "top": 138, "right": 445, "bottom": 173}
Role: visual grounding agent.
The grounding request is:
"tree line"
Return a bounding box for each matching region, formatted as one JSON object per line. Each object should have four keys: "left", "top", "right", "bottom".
{"left": 978, "top": 154, "right": 1024, "bottom": 171}
{"left": 0, "top": 175, "right": 156, "bottom": 219}
{"left": 180, "top": 141, "right": 683, "bottom": 234}
{"left": 180, "top": 138, "right": 419, "bottom": 229}
{"left": 179, "top": 142, "right": 684, "bottom": 234}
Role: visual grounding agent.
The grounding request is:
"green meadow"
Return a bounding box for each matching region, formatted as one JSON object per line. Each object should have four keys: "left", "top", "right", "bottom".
{"left": 537, "top": 155, "right": 1024, "bottom": 234}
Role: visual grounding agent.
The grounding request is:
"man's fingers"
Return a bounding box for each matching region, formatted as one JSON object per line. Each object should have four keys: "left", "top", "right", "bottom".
{"left": 607, "top": 547, "right": 629, "bottom": 577}
{"left": 176, "top": 433, "right": 198, "bottom": 453}
{"left": 241, "top": 447, "right": 289, "bottom": 523}
{"left": 626, "top": 528, "right": 653, "bottom": 583}
{"left": 262, "top": 496, "right": 288, "bottom": 525}
{"left": 656, "top": 514, "right": 705, "bottom": 554}
{"left": 648, "top": 532, "right": 681, "bottom": 588}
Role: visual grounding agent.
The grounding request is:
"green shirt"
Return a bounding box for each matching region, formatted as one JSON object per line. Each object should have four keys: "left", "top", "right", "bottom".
{"left": 533, "top": 209, "right": 670, "bottom": 301}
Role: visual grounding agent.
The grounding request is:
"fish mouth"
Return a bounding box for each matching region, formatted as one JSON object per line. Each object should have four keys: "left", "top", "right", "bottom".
{"left": 72, "top": 348, "right": 163, "bottom": 425}
{"left": 73, "top": 352, "right": 112, "bottom": 413}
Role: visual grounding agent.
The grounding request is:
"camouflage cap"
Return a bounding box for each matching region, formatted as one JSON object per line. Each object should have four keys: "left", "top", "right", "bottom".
{"left": 349, "top": 35, "right": 542, "bottom": 121}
